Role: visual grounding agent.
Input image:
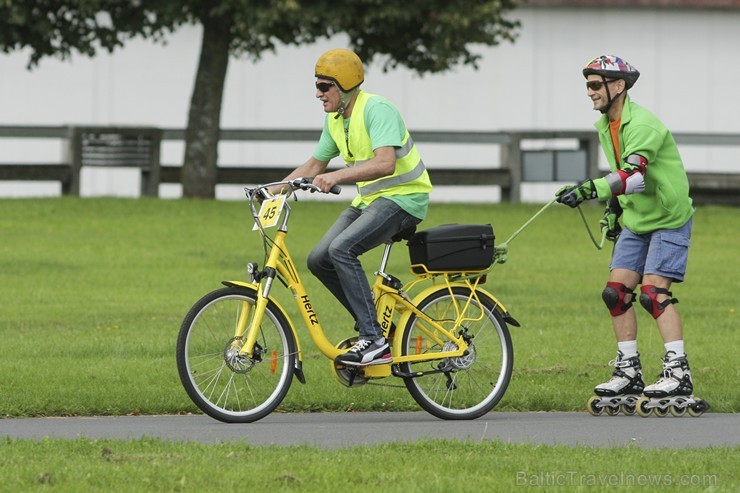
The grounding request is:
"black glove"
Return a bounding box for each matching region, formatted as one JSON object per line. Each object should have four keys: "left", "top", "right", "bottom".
{"left": 555, "top": 179, "right": 597, "bottom": 208}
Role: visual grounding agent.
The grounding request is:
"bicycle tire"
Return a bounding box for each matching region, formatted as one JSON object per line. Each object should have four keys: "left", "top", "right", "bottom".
{"left": 400, "top": 286, "right": 513, "bottom": 420}
{"left": 176, "top": 286, "right": 296, "bottom": 423}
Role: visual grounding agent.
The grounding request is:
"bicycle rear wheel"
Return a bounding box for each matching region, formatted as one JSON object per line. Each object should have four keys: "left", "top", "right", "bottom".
{"left": 400, "top": 286, "right": 513, "bottom": 420}
{"left": 176, "top": 286, "right": 296, "bottom": 423}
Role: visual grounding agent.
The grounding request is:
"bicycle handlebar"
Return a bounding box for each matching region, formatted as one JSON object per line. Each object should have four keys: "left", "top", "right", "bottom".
{"left": 291, "top": 177, "right": 342, "bottom": 195}
{"left": 246, "top": 177, "right": 342, "bottom": 200}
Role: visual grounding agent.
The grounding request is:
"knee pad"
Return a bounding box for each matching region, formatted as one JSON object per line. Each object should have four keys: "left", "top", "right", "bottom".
{"left": 639, "top": 285, "right": 678, "bottom": 319}
{"left": 602, "top": 282, "right": 635, "bottom": 316}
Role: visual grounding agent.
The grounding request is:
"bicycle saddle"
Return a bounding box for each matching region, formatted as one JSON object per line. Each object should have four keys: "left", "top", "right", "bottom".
{"left": 391, "top": 225, "right": 417, "bottom": 243}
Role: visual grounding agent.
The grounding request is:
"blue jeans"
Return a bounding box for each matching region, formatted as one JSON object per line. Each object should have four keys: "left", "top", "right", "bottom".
{"left": 307, "top": 198, "right": 421, "bottom": 339}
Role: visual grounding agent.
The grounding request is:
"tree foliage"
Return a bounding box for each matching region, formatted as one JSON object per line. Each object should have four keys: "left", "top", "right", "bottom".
{"left": 326, "top": 0, "right": 521, "bottom": 74}
{"left": 1, "top": 0, "right": 521, "bottom": 197}
{"left": 0, "top": 1, "right": 169, "bottom": 67}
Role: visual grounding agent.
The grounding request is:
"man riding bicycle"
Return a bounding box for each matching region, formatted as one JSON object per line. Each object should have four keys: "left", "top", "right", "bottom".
{"left": 275, "top": 48, "right": 433, "bottom": 366}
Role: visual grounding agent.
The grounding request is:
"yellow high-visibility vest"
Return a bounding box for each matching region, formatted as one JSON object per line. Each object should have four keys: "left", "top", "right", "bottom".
{"left": 327, "top": 90, "right": 432, "bottom": 206}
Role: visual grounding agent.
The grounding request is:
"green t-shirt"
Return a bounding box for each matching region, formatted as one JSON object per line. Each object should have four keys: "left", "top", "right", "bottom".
{"left": 313, "top": 96, "right": 428, "bottom": 220}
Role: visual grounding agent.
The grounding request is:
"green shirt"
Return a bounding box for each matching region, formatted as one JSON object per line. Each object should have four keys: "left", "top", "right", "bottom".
{"left": 592, "top": 94, "right": 693, "bottom": 234}
{"left": 313, "top": 95, "right": 429, "bottom": 220}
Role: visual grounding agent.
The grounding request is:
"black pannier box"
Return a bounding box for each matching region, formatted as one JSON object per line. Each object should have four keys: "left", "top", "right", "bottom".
{"left": 407, "top": 224, "right": 494, "bottom": 274}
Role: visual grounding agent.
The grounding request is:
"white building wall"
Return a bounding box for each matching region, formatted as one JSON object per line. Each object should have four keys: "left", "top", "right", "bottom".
{"left": 1, "top": 7, "right": 738, "bottom": 199}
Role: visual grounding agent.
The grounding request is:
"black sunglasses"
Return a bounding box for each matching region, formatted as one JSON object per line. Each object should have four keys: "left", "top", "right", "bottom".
{"left": 315, "top": 81, "right": 335, "bottom": 92}
{"left": 586, "top": 79, "right": 618, "bottom": 91}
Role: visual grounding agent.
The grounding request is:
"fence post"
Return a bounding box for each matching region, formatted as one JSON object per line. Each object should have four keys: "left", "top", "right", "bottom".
{"left": 500, "top": 132, "right": 522, "bottom": 203}
{"left": 65, "top": 126, "right": 82, "bottom": 196}
{"left": 584, "top": 133, "right": 600, "bottom": 178}
{"left": 140, "top": 129, "right": 162, "bottom": 197}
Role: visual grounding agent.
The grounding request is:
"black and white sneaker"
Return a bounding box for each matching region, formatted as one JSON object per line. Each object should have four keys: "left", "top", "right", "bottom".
{"left": 335, "top": 338, "right": 392, "bottom": 366}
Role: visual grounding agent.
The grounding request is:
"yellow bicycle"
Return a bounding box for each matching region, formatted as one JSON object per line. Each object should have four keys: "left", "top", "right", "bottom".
{"left": 176, "top": 178, "right": 519, "bottom": 423}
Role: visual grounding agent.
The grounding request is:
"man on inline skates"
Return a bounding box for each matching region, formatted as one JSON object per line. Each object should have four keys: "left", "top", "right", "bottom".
{"left": 556, "top": 55, "right": 707, "bottom": 416}
{"left": 274, "top": 48, "right": 432, "bottom": 366}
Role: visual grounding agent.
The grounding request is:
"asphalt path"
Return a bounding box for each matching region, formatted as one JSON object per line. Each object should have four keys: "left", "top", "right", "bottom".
{"left": 1, "top": 412, "right": 738, "bottom": 449}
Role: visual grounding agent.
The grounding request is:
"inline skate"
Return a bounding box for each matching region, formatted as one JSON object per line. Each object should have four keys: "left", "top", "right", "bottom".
{"left": 587, "top": 351, "right": 645, "bottom": 416}
{"left": 636, "top": 351, "right": 710, "bottom": 417}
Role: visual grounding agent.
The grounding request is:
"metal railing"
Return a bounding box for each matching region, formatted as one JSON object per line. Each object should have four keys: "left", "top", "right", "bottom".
{"left": 1, "top": 125, "right": 738, "bottom": 204}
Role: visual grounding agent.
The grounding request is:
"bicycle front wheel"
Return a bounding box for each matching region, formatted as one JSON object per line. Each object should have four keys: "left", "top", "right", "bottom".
{"left": 400, "top": 286, "right": 513, "bottom": 420}
{"left": 176, "top": 286, "right": 296, "bottom": 423}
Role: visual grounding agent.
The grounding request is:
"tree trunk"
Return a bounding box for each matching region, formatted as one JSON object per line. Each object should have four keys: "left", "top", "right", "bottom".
{"left": 181, "top": 15, "right": 232, "bottom": 198}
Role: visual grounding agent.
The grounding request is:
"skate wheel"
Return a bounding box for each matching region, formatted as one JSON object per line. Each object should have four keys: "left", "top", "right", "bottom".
{"left": 669, "top": 397, "right": 688, "bottom": 417}
{"left": 605, "top": 405, "right": 619, "bottom": 416}
{"left": 688, "top": 400, "right": 709, "bottom": 417}
{"left": 669, "top": 405, "right": 686, "bottom": 417}
{"left": 620, "top": 403, "right": 636, "bottom": 416}
{"left": 653, "top": 405, "right": 669, "bottom": 417}
{"left": 587, "top": 396, "right": 603, "bottom": 416}
{"left": 636, "top": 396, "right": 652, "bottom": 418}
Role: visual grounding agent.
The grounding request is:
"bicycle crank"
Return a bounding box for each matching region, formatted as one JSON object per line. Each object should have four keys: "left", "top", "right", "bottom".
{"left": 331, "top": 337, "right": 368, "bottom": 387}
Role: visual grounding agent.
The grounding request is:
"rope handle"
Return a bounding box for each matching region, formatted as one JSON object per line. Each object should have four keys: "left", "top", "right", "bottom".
{"left": 493, "top": 199, "right": 607, "bottom": 266}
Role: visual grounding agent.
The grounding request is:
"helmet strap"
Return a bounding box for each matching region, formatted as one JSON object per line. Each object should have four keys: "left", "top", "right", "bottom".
{"left": 600, "top": 76, "right": 625, "bottom": 115}
{"left": 334, "top": 87, "right": 360, "bottom": 119}
{"left": 600, "top": 75, "right": 614, "bottom": 114}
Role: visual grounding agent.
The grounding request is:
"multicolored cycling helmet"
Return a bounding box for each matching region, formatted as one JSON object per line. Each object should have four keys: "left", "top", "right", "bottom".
{"left": 583, "top": 55, "right": 640, "bottom": 89}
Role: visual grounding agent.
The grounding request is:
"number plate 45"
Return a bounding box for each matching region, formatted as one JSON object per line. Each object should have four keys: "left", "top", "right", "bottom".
{"left": 253, "top": 195, "right": 286, "bottom": 231}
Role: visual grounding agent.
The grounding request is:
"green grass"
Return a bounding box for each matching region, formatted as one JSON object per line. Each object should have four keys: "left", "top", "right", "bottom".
{"left": 1, "top": 197, "right": 737, "bottom": 492}
{"left": 1, "top": 438, "right": 736, "bottom": 492}
{"left": 0, "top": 197, "right": 737, "bottom": 416}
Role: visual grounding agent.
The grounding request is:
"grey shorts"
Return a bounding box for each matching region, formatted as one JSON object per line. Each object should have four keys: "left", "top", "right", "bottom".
{"left": 610, "top": 218, "right": 692, "bottom": 282}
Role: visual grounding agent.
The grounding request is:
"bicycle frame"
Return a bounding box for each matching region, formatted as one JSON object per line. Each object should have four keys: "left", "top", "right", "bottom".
{"left": 177, "top": 178, "right": 520, "bottom": 422}
{"left": 231, "top": 183, "right": 514, "bottom": 378}
{"left": 234, "top": 227, "right": 342, "bottom": 360}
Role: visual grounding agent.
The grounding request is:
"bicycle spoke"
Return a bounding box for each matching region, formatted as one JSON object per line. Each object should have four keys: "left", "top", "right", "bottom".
{"left": 176, "top": 287, "right": 296, "bottom": 423}
{"left": 401, "top": 286, "right": 513, "bottom": 420}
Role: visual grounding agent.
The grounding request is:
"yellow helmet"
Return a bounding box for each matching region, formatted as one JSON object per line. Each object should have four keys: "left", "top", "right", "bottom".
{"left": 315, "top": 48, "right": 364, "bottom": 92}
